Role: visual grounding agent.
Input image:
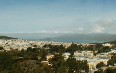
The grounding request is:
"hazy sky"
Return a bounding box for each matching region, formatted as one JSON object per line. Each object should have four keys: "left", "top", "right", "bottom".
{"left": 0, "top": 0, "right": 116, "bottom": 34}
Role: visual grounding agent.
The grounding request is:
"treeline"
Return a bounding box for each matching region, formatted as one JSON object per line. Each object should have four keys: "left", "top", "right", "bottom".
{"left": 44, "top": 43, "right": 114, "bottom": 54}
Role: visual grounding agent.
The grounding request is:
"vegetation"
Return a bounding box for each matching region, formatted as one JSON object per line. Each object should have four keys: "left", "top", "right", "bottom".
{"left": 107, "top": 53, "right": 116, "bottom": 66}
{"left": 105, "top": 40, "right": 116, "bottom": 44}
{"left": 0, "top": 36, "right": 17, "bottom": 39}
{"left": 0, "top": 44, "right": 89, "bottom": 73}
{"left": 0, "top": 42, "right": 115, "bottom": 73}
{"left": 96, "top": 62, "right": 106, "bottom": 69}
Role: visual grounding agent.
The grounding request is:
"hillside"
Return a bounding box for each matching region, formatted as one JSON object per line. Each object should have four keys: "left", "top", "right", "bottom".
{"left": 105, "top": 40, "right": 116, "bottom": 44}
{"left": 41, "top": 33, "right": 116, "bottom": 43}
{"left": 0, "top": 33, "right": 116, "bottom": 43}
{"left": 0, "top": 36, "right": 17, "bottom": 39}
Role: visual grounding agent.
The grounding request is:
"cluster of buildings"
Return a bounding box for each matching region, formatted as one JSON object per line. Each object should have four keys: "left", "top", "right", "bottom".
{"left": 63, "top": 49, "right": 116, "bottom": 72}
{"left": 0, "top": 39, "right": 64, "bottom": 51}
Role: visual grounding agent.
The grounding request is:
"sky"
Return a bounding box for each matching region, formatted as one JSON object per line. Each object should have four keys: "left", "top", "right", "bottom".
{"left": 0, "top": 0, "right": 116, "bottom": 34}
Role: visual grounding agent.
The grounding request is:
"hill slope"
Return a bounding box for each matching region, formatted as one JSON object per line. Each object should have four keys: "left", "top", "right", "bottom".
{"left": 105, "top": 40, "right": 116, "bottom": 44}
{"left": 0, "top": 36, "right": 17, "bottom": 39}
{"left": 41, "top": 33, "right": 116, "bottom": 43}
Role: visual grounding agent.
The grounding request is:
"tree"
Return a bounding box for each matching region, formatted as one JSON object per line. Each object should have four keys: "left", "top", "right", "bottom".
{"left": 96, "top": 62, "right": 106, "bottom": 69}
{"left": 27, "top": 47, "right": 33, "bottom": 52}
{"left": 95, "top": 44, "right": 103, "bottom": 49}
{"left": 107, "top": 59, "right": 115, "bottom": 66}
{"left": 107, "top": 54, "right": 116, "bottom": 66}
{"left": 0, "top": 47, "right": 4, "bottom": 50}
{"left": 94, "top": 69, "right": 104, "bottom": 73}
{"left": 66, "top": 54, "right": 79, "bottom": 73}
{"left": 49, "top": 53, "right": 67, "bottom": 73}
{"left": 0, "top": 51, "right": 19, "bottom": 73}
{"left": 66, "top": 43, "right": 78, "bottom": 55}
{"left": 105, "top": 67, "right": 116, "bottom": 73}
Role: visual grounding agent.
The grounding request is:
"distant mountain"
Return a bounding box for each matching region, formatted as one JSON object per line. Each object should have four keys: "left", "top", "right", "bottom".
{"left": 41, "top": 33, "right": 116, "bottom": 43}
{"left": 0, "top": 33, "right": 116, "bottom": 43}
{"left": 0, "top": 36, "right": 17, "bottom": 39}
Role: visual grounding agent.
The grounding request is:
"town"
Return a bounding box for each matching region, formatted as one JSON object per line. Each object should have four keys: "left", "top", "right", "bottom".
{"left": 0, "top": 39, "right": 116, "bottom": 73}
